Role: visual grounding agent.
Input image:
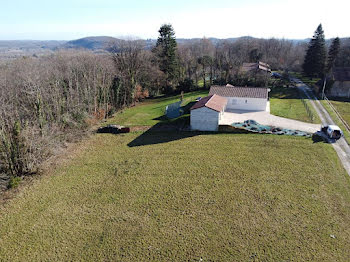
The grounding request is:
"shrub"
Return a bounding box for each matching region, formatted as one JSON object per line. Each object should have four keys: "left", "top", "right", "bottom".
{"left": 7, "top": 176, "right": 21, "bottom": 189}
{"left": 177, "top": 78, "right": 194, "bottom": 93}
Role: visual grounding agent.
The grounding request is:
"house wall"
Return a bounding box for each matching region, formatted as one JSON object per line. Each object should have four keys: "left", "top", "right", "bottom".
{"left": 225, "top": 97, "right": 267, "bottom": 111}
{"left": 190, "top": 107, "right": 220, "bottom": 131}
{"left": 329, "top": 81, "right": 350, "bottom": 98}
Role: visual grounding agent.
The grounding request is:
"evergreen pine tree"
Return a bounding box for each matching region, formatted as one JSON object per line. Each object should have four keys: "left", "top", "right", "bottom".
{"left": 302, "top": 24, "right": 327, "bottom": 78}
{"left": 326, "top": 37, "right": 340, "bottom": 73}
{"left": 154, "top": 24, "right": 179, "bottom": 91}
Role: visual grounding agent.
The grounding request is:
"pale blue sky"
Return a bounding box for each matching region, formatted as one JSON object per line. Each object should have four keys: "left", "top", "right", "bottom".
{"left": 1, "top": 0, "right": 348, "bottom": 40}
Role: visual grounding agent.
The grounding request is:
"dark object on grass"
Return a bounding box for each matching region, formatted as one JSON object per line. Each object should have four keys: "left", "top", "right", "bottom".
{"left": 271, "top": 72, "right": 282, "bottom": 78}
{"left": 97, "top": 125, "right": 130, "bottom": 134}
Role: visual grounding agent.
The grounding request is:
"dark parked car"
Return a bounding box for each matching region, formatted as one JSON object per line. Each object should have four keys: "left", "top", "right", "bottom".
{"left": 271, "top": 72, "right": 282, "bottom": 79}
{"left": 97, "top": 125, "right": 130, "bottom": 134}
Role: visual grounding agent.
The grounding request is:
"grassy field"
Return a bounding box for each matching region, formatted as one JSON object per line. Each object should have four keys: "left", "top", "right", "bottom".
{"left": 321, "top": 100, "right": 350, "bottom": 143}
{"left": 270, "top": 86, "right": 321, "bottom": 123}
{"left": 327, "top": 98, "right": 350, "bottom": 126}
{"left": 0, "top": 90, "right": 348, "bottom": 261}
{"left": 110, "top": 86, "right": 320, "bottom": 127}
{"left": 108, "top": 90, "right": 208, "bottom": 126}
{"left": 0, "top": 131, "right": 350, "bottom": 261}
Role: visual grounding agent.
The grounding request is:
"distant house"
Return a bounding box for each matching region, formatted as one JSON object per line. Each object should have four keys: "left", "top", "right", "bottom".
{"left": 242, "top": 61, "right": 271, "bottom": 75}
{"left": 209, "top": 85, "right": 269, "bottom": 112}
{"left": 328, "top": 67, "right": 350, "bottom": 98}
{"left": 190, "top": 94, "right": 227, "bottom": 131}
{"left": 190, "top": 85, "right": 270, "bottom": 131}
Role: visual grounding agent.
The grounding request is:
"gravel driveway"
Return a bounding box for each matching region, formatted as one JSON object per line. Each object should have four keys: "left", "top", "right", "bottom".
{"left": 220, "top": 110, "right": 320, "bottom": 133}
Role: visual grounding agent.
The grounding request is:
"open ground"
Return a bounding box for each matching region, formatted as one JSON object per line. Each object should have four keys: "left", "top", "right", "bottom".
{"left": 0, "top": 89, "right": 349, "bottom": 261}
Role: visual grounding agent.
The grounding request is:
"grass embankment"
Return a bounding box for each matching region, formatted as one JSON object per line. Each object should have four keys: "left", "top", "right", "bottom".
{"left": 1, "top": 132, "right": 350, "bottom": 261}
{"left": 270, "top": 86, "right": 321, "bottom": 123}
{"left": 327, "top": 98, "right": 350, "bottom": 126}
{"left": 320, "top": 100, "right": 350, "bottom": 143}
{"left": 108, "top": 90, "right": 208, "bottom": 126}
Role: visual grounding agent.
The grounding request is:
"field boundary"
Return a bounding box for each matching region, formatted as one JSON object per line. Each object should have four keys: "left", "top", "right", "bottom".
{"left": 300, "top": 95, "right": 315, "bottom": 122}
{"left": 324, "top": 95, "right": 350, "bottom": 134}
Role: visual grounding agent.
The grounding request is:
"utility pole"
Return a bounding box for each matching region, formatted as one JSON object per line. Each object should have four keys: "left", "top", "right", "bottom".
{"left": 321, "top": 77, "right": 327, "bottom": 99}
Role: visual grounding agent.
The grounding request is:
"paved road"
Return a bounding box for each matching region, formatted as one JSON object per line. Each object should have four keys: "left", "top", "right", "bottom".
{"left": 295, "top": 80, "right": 350, "bottom": 175}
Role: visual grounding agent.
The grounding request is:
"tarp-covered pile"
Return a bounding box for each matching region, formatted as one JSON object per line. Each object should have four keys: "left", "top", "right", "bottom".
{"left": 231, "top": 120, "right": 311, "bottom": 137}
{"left": 166, "top": 101, "right": 183, "bottom": 119}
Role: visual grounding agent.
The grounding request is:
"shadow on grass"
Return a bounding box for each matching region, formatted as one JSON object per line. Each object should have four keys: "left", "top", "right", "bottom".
{"left": 269, "top": 86, "right": 300, "bottom": 99}
{"left": 327, "top": 97, "right": 350, "bottom": 103}
{"left": 152, "top": 115, "right": 168, "bottom": 121}
{"left": 152, "top": 101, "right": 196, "bottom": 122}
{"left": 311, "top": 132, "right": 333, "bottom": 144}
{"left": 127, "top": 122, "right": 199, "bottom": 147}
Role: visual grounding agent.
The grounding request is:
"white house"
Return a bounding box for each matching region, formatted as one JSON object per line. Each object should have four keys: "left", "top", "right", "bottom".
{"left": 209, "top": 85, "right": 269, "bottom": 111}
{"left": 190, "top": 94, "right": 227, "bottom": 131}
{"left": 190, "top": 85, "right": 270, "bottom": 131}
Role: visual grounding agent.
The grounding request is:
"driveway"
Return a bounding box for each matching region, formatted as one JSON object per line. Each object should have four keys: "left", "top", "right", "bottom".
{"left": 220, "top": 109, "right": 320, "bottom": 133}
{"left": 294, "top": 80, "right": 350, "bottom": 175}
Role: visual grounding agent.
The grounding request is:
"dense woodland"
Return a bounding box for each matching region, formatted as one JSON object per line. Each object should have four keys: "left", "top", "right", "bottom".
{"left": 0, "top": 24, "right": 350, "bottom": 189}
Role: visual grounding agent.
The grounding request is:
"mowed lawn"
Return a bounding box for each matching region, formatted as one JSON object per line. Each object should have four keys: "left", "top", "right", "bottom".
{"left": 0, "top": 131, "right": 350, "bottom": 261}
{"left": 108, "top": 90, "right": 208, "bottom": 126}
{"left": 270, "top": 86, "right": 321, "bottom": 124}
{"left": 321, "top": 99, "right": 350, "bottom": 143}
{"left": 328, "top": 98, "right": 350, "bottom": 126}
{"left": 111, "top": 86, "right": 320, "bottom": 127}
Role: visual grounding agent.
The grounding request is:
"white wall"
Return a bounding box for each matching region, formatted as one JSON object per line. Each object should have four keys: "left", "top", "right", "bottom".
{"left": 329, "top": 81, "right": 350, "bottom": 98}
{"left": 226, "top": 97, "right": 267, "bottom": 111}
{"left": 190, "top": 107, "right": 219, "bottom": 131}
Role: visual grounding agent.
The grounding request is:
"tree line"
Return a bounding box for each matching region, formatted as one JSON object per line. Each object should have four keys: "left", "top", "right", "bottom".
{"left": 0, "top": 24, "right": 326, "bottom": 189}
{"left": 303, "top": 24, "right": 350, "bottom": 79}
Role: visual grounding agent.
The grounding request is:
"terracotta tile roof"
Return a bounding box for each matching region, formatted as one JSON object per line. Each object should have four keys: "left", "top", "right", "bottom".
{"left": 332, "top": 67, "right": 350, "bottom": 81}
{"left": 242, "top": 61, "right": 271, "bottom": 73}
{"left": 190, "top": 94, "right": 227, "bottom": 112}
{"left": 209, "top": 85, "right": 269, "bottom": 99}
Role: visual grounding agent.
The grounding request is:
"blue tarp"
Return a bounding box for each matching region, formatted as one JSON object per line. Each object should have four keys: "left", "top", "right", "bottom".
{"left": 166, "top": 101, "right": 183, "bottom": 119}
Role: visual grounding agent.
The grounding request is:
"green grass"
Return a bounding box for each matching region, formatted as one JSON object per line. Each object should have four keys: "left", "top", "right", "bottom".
{"left": 321, "top": 100, "right": 350, "bottom": 144}
{"left": 197, "top": 79, "right": 211, "bottom": 88}
{"left": 0, "top": 132, "right": 350, "bottom": 261}
{"left": 327, "top": 98, "right": 350, "bottom": 127}
{"left": 270, "top": 86, "right": 321, "bottom": 123}
{"left": 0, "top": 89, "right": 349, "bottom": 261}
{"left": 112, "top": 86, "right": 321, "bottom": 127}
{"left": 108, "top": 90, "right": 208, "bottom": 126}
{"left": 290, "top": 72, "right": 321, "bottom": 86}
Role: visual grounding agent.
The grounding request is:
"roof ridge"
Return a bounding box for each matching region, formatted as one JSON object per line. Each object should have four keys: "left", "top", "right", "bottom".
{"left": 204, "top": 94, "right": 215, "bottom": 107}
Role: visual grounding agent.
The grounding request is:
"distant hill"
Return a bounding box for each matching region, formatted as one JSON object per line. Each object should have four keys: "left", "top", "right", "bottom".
{"left": 63, "top": 36, "right": 118, "bottom": 50}
{"left": 0, "top": 36, "right": 347, "bottom": 59}
{"left": 57, "top": 36, "right": 350, "bottom": 51}
{"left": 62, "top": 36, "right": 298, "bottom": 51}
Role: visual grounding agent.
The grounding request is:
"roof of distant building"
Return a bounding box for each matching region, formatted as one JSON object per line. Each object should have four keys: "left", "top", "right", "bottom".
{"left": 242, "top": 61, "right": 271, "bottom": 73}
{"left": 209, "top": 85, "right": 269, "bottom": 99}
